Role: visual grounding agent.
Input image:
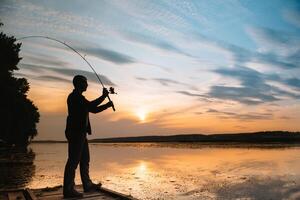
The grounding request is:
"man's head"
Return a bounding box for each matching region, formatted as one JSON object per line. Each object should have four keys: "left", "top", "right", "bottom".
{"left": 73, "top": 75, "right": 88, "bottom": 92}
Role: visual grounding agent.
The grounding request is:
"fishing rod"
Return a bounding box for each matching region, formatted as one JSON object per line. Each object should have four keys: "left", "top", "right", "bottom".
{"left": 17, "top": 35, "right": 116, "bottom": 111}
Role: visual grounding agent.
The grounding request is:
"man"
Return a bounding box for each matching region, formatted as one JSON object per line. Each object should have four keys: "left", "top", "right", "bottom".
{"left": 63, "top": 75, "right": 113, "bottom": 198}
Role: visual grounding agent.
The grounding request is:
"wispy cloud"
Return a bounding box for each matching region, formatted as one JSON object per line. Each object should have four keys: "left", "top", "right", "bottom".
{"left": 285, "top": 78, "right": 300, "bottom": 89}
{"left": 78, "top": 47, "right": 135, "bottom": 65}
{"left": 137, "top": 77, "right": 190, "bottom": 86}
{"left": 208, "top": 85, "right": 279, "bottom": 105}
{"left": 177, "top": 63, "right": 300, "bottom": 105}
{"left": 283, "top": 8, "right": 300, "bottom": 28}
{"left": 209, "top": 66, "right": 300, "bottom": 104}
{"left": 20, "top": 63, "right": 116, "bottom": 86}
{"left": 22, "top": 54, "right": 70, "bottom": 67}
{"left": 176, "top": 91, "right": 215, "bottom": 103}
{"left": 246, "top": 26, "right": 300, "bottom": 57}
{"left": 123, "top": 31, "right": 191, "bottom": 57}
{"left": 36, "top": 75, "right": 70, "bottom": 83}
{"left": 206, "top": 108, "right": 273, "bottom": 121}
{"left": 0, "top": 0, "right": 110, "bottom": 38}
{"left": 16, "top": 72, "right": 71, "bottom": 83}
{"left": 186, "top": 25, "right": 300, "bottom": 106}
{"left": 193, "top": 28, "right": 300, "bottom": 70}
{"left": 176, "top": 91, "right": 207, "bottom": 98}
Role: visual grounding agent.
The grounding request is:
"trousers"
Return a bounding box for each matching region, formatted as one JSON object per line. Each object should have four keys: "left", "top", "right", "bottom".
{"left": 63, "top": 134, "right": 92, "bottom": 192}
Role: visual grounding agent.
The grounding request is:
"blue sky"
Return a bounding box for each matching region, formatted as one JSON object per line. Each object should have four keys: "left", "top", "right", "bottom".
{"left": 1, "top": 0, "right": 300, "bottom": 140}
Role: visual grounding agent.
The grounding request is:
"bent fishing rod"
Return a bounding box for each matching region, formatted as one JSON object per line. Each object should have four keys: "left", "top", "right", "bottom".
{"left": 17, "top": 35, "right": 116, "bottom": 111}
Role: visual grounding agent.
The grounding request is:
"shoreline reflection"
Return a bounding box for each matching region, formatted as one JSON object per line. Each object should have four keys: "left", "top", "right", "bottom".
{"left": 0, "top": 147, "right": 36, "bottom": 189}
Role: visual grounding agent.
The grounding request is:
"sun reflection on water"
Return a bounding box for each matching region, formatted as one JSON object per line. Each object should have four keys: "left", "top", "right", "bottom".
{"left": 131, "top": 161, "right": 151, "bottom": 182}
{"left": 136, "top": 162, "right": 147, "bottom": 175}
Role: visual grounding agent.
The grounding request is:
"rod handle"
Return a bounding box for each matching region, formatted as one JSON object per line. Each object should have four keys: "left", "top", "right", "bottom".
{"left": 107, "top": 95, "right": 115, "bottom": 112}
{"left": 111, "top": 102, "right": 116, "bottom": 111}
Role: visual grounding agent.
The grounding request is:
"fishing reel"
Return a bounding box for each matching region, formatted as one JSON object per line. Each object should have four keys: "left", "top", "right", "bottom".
{"left": 109, "top": 87, "right": 117, "bottom": 95}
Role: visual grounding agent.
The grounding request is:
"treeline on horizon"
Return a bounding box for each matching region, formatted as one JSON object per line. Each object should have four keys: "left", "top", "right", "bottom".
{"left": 34, "top": 131, "right": 300, "bottom": 143}
{"left": 91, "top": 131, "right": 300, "bottom": 143}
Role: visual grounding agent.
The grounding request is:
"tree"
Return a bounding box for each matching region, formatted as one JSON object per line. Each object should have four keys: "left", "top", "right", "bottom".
{"left": 0, "top": 23, "right": 40, "bottom": 147}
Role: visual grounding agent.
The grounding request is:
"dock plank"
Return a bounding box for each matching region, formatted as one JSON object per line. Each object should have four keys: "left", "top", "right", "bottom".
{"left": 32, "top": 185, "right": 136, "bottom": 200}
{"left": 24, "top": 189, "right": 37, "bottom": 200}
{"left": 34, "top": 193, "right": 111, "bottom": 200}
{"left": 1, "top": 185, "right": 136, "bottom": 200}
{"left": 7, "top": 191, "right": 26, "bottom": 200}
{"left": 0, "top": 193, "right": 8, "bottom": 200}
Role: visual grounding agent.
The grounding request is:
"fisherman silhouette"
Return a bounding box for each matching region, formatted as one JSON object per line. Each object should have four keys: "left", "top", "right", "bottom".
{"left": 63, "top": 75, "right": 113, "bottom": 198}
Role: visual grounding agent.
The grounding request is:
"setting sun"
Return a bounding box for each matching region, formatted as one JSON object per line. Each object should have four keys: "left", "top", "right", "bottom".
{"left": 136, "top": 109, "right": 147, "bottom": 122}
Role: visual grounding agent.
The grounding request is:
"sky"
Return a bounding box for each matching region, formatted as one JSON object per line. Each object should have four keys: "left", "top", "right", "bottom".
{"left": 0, "top": 0, "right": 300, "bottom": 140}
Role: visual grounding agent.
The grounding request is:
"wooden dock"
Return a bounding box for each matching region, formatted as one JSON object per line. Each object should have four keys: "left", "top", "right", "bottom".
{"left": 0, "top": 185, "right": 137, "bottom": 200}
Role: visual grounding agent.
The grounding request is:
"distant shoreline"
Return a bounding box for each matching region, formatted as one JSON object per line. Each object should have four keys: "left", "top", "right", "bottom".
{"left": 32, "top": 131, "right": 300, "bottom": 144}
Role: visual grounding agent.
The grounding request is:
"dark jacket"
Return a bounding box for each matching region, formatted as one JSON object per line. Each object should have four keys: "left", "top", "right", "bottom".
{"left": 65, "top": 90, "right": 107, "bottom": 138}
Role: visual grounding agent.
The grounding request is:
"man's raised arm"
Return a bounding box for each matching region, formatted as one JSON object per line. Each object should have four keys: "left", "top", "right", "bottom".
{"left": 89, "top": 101, "right": 113, "bottom": 113}
{"left": 88, "top": 88, "right": 109, "bottom": 108}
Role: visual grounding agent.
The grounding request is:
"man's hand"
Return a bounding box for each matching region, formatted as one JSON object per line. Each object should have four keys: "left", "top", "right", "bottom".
{"left": 102, "top": 88, "right": 109, "bottom": 97}
{"left": 106, "top": 101, "right": 114, "bottom": 108}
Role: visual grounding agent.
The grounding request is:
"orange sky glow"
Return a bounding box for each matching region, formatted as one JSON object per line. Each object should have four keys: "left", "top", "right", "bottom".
{"left": 2, "top": 0, "right": 300, "bottom": 140}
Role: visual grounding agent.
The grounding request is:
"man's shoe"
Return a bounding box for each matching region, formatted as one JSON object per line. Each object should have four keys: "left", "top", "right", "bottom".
{"left": 83, "top": 183, "right": 102, "bottom": 193}
{"left": 63, "top": 189, "right": 83, "bottom": 199}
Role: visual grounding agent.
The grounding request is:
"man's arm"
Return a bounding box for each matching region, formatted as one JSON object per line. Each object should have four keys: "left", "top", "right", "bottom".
{"left": 89, "top": 101, "right": 113, "bottom": 113}
{"left": 88, "top": 88, "right": 109, "bottom": 108}
{"left": 89, "top": 95, "right": 106, "bottom": 108}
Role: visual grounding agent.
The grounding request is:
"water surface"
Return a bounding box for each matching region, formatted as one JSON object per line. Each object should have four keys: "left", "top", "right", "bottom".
{"left": 1, "top": 143, "right": 300, "bottom": 200}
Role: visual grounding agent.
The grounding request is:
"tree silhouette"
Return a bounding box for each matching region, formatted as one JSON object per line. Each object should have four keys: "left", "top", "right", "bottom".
{"left": 0, "top": 23, "right": 40, "bottom": 147}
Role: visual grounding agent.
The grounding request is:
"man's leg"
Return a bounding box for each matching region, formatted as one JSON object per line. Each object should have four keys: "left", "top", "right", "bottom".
{"left": 63, "top": 135, "right": 84, "bottom": 194}
{"left": 80, "top": 137, "right": 93, "bottom": 189}
{"left": 80, "top": 137, "right": 102, "bottom": 192}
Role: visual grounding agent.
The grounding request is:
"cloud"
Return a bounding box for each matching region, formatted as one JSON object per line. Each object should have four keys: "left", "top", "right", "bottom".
{"left": 20, "top": 63, "right": 116, "bottom": 86}
{"left": 137, "top": 77, "right": 196, "bottom": 88}
{"left": 210, "top": 66, "right": 278, "bottom": 104}
{"left": 283, "top": 8, "right": 300, "bottom": 28}
{"left": 256, "top": 53, "right": 299, "bottom": 69}
{"left": 15, "top": 72, "right": 70, "bottom": 83}
{"left": 208, "top": 66, "right": 300, "bottom": 105}
{"left": 14, "top": 72, "right": 72, "bottom": 83}
{"left": 190, "top": 30, "right": 300, "bottom": 104}
{"left": 206, "top": 108, "right": 273, "bottom": 121}
{"left": 206, "top": 26, "right": 300, "bottom": 104}
{"left": 221, "top": 40, "right": 299, "bottom": 69}
{"left": 132, "top": 28, "right": 300, "bottom": 106}
{"left": 242, "top": 26, "right": 300, "bottom": 71}
{"left": 246, "top": 26, "right": 300, "bottom": 58}
{"left": 20, "top": 36, "right": 136, "bottom": 66}
{"left": 0, "top": 0, "right": 111, "bottom": 39}
{"left": 176, "top": 91, "right": 216, "bottom": 103}
{"left": 22, "top": 54, "right": 70, "bottom": 68}
{"left": 208, "top": 85, "right": 279, "bottom": 105}
{"left": 285, "top": 78, "right": 300, "bottom": 89}
{"left": 78, "top": 47, "right": 135, "bottom": 64}
{"left": 123, "top": 31, "right": 191, "bottom": 57}
{"left": 193, "top": 28, "right": 299, "bottom": 69}
{"left": 152, "top": 78, "right": 191, "bottom": 87}
{"left": 214, "top": 66, "right": 263, "bottom": 87}
{"left": 136, "top": 77, "right": 148, "bottom": 81}
{"left": 176, "top": 91, "right": 207, "bottom": 98}
{"left": 35, "top": 75, "right": 70, "bottom": 83}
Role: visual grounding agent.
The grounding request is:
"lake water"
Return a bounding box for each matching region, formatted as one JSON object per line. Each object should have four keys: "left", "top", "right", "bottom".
{"left": 1, "top": 143, "right": 300, "bottom": 200}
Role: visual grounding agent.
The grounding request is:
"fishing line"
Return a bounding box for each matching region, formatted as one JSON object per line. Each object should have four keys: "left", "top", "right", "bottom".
{"left": 17, "top": 35, "right": 116, "bottom": 111}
